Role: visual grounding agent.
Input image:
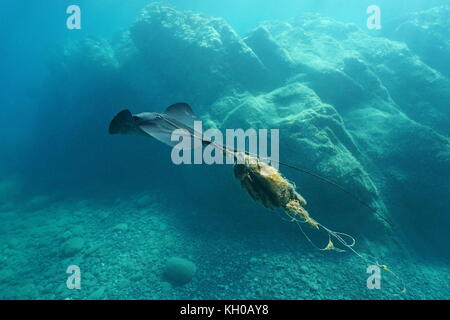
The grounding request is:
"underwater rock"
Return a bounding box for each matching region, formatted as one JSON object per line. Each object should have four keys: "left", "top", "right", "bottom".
{"left": 87, "top": 287, "right": 105, "bottom": 300}
{"left": 6, "top": 238, "right": 20, "bottom": 250}
{"left": 135, "top": 194, "right": 153, "bottom": 209}
{"left": 163, "top": 257, "right": 197, "bottom": 286}
{"left": 129, "top": 3, "right": 266, "bottom": 107}
{"left": 112, "top": 30, "right": 139, "bottom": 67}
{"left": 383, "top": 6, "right": 450, "bottom": 78}
{"left": 346, "top": 106, "right": 450, "bottom": 251}
{"left": 244, "top": 26, "right": 295, "bottom": 86}
{"left": 49, "top": 37, "right": 119, "bottom": 79}
{"left": 43, "top": 35, "right": 128, "bottom": 121}
{"left": 0, "top": 268, "right": 13, "bottom": 284}
{"left": 257, "top": 16, "right": 450, "bottom": 136}
{"left": 113, "top": 223, "right": 129, "bottom": 232}
{"left": 62, "top": 237, "right": 85, "bottom": 257}
{"left": 25, "top": 194, "right": 53, "bottom": 212}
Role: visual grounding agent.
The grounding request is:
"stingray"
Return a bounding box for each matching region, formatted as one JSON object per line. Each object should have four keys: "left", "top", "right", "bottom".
{"left": 109, "top": 103, "right": 207, "bottom": 148}
{"left": 109, "top": 103, "right": 406, "bottom": 293}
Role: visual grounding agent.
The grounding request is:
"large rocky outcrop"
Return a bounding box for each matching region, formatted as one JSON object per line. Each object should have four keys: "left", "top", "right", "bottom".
{"left": 383, "top": 6, "right": 450, "bottom": 78}
{"left": 128, "top": 4, "right": 269, "bottom": 109}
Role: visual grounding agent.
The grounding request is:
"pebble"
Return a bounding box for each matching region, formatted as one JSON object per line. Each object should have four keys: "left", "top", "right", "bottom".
{"left": 113, "top": 223, "right": 129, "bottom": 232}
{"left": 62, "top": 237, "right": 84, "bottom": 256}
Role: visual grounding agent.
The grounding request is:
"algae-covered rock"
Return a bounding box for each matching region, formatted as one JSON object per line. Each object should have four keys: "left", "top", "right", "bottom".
{"left": 113, "top": 223, "right": 129, "bottom": 232}
{"left": 129, "top": 3, "right": 266, "bottom": 107}
{"left": 255, "top": 16, "right": 450, "bottom": 136}
{"left": 0, "top": 268, "right": 13, "bottom": 284}
{"left": 135, "top": 194, "right": 153, "bottom": 209}
{"left": 26, "top": 194, "right": 53, "bottom": 212}
{"left": 383, "top": 6, "right": 450, "bottom": 78}
{"left": 52, "top": 37, "right": 119, "bottom": 74}
{"left": 163, "top": 257, "right": 197, "bottom": 286}
{"left": 244, "top": 26, "right": 295, "bottom": 85}
{"left": 62, "top": 237, "right": 85, "bottom": 257}
{"left": 87, "top": 287, "right": 105, "bottom": 300}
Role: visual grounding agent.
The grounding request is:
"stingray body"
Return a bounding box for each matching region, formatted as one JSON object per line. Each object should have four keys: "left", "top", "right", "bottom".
{"left": 109, "top": 103, "right": 209, "bottom": 148}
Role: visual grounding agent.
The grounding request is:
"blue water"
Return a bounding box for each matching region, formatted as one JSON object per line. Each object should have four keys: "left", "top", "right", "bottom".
{"left": 0, "top": 0, "right": 449, "bottom": 300}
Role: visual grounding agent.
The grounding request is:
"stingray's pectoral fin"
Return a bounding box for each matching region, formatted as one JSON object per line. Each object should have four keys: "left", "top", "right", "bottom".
{"left": 163, "top": 103, "right": 197, "bottom": 128}
{"left": 109, "top": 110, "right": 136, "bottom": 135}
